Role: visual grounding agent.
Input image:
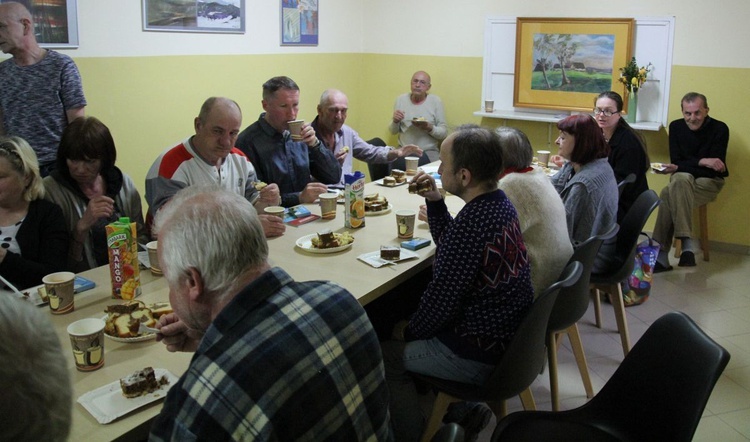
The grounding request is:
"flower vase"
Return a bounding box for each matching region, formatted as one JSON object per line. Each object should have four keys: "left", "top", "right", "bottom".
{"left": 625, "top": 91, "right": 638, "bottom": 124}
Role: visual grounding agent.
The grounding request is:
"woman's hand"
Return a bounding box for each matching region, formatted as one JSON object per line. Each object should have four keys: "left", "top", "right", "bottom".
{"left": 76, "top": 195, "right": 114, "bottom": 233}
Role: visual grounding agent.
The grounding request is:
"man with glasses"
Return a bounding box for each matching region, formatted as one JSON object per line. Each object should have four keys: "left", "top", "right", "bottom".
{"left": 653, "top": 92, "right": 729, "bottom": 271}
{"left": 389, "top": 71, "right": 448, "bottom": 162}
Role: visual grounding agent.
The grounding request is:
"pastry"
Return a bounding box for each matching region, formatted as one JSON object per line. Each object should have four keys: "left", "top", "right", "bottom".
{"left": 383, "top": 176, "right": 396, "bottom": 187}
{"left": 104, "top": 300, "right": 162, "bottom": 338}
{"left": 311, "top": 231, "right": 354, "bottom": 249}
{"left": 254, "top": 181, "right": 268, "bottom": 191}
{"left": 120, "top": 367, "right": 169, "bottom": 398}
{"left": 380, "top": 246, "right": 401, "bottom": 261}
{"left": 408, "top": 180, "right": 432, "bottom": 195}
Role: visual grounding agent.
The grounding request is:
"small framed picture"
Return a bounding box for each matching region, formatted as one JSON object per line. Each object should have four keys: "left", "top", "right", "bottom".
{"left": 281, "top": 0, "right": 318, "bottom": 46}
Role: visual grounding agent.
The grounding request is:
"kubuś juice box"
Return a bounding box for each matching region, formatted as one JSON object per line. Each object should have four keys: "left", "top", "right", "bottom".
{"left": 106, "top": 217, "right": 141, "bottom": 300}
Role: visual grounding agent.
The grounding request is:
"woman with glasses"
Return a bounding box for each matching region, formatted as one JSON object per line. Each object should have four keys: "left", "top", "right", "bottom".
{"left": 551, "top": 114, "right": 618, "bottom": 271}
{"left": 0, "top": 136, "right": 68, "bottom": 289}
{"left": 594, "top": 91, "right": 650, "bottom": 221}
{"left": 43, "top": 116, "right": 148, "bottom": 272}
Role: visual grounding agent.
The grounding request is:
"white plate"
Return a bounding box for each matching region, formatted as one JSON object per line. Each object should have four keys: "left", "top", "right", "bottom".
{"left": 651, "top": 162, "right": 667, "bottom": 172}
{"left": 77, "top": 368, "right": 178, "bottom": 424}
{"left": 101, "top": 315, "right": 156, "bottom": 343}
{"left": 375, "top": 178, "right": 408, "bottom": 187}
{"left": 296, "top": 233, "right": 354, "bottom": 254}
{"left": 357, "top": 248, "right": 420, "bottom": 268}
{"left": 365, "top": 204, "right": 392, "bottom": 216}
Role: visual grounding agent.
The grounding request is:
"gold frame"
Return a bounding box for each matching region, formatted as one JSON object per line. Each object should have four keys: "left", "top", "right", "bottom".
{"left": 513, "top": 17, "right": 634, "bottom": 112}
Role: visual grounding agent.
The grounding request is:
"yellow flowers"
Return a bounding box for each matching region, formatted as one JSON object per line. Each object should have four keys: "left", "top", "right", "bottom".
{"left": 618, "top": 57, "right": 653, "bottom": 94}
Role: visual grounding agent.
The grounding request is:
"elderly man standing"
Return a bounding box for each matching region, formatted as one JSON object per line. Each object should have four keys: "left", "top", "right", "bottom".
{"left": 311, "top": 88, "right": 423, "bottom": 186}
{"left": 653, "top": 92, "right": 729, "bottom": 271}
{"left": 0, "top": 1, "right": 86, "bottom": 176}
{"left": 382, "top": 125, "right": 533, "bottom": 441}
{"left": 388, "top": 71, "right": 448, "bottom": 163}
{"left": 149, "top": 187, "right": 392, "bottom": 441}
{"left": 236, "top": 76, "right": 341, "bottom": 207}
{"left": 145, "top": 97, "right": 285, "bottom": 237}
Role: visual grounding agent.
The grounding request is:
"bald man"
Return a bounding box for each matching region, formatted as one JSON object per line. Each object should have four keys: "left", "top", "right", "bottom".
{"left": 311, "top": 88, "right": 422, "bottom": 186}
{"left": 0, "top": 1, "right": 86, "bottom": 176}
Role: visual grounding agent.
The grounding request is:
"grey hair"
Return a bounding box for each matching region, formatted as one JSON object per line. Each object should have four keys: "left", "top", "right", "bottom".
{"left": 681, "top": 92, "right": 709, "bottom": 109}
{"left": 495, "top": 127, "right": 533, "bottom": 169}
{"left": 0, "top": 296, "right": 71, "bottom": 442}
{"left": 198, "top": 97, "right": 241, "bottom": 124}
{"left": 153, "top": 186, "right": 268, "bottom": 302}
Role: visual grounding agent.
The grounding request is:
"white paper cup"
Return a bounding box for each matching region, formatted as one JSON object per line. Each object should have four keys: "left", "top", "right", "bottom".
{"left": 67, "top": 318, "right": 105, "bottom": 371}
{"left": 43, "top": 271, "right": 75, "bottom": 315}
{"left": 264, "top": 206, "right": 285, "bottom": 219}
{"left": 537, "top": 150, "right": 551, "bottom": 167}
{"left": 484, "top": 100, "right": 495, "bottom": 113}
{"left": 319, "top": 193, "right": 338, "bottom": 220}
{"left": 405, "top": 157, "right": 419, "bottom": 176}
{"left": 288, "top": 120, "right": 305, "bottom": 141}
{"left": 146, "top": 241, "right": 161, "bottom": 276}
{"left": 396, "top": 210, "right": 416, "bottom": 239}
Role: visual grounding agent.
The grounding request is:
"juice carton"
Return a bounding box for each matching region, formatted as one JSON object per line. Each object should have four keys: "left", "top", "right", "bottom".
{"left": 106, "top": 217, "right": 141, "bottom": 300}
{"left": 344, "top": 171, "right": 366, "bottom": 229}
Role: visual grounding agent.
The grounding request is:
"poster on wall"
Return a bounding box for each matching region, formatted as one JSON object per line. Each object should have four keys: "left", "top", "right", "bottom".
{"left": 513, "top": 17, "right": 634, "bottom": 112}
{"left": 281, "top": 0, "right": 318, "bottom": 46}
{"left": 0, "top": 0, "right": 79, "bottom": 48}
{"left": 142, "top": 0, "right": 245, "bottom": 33}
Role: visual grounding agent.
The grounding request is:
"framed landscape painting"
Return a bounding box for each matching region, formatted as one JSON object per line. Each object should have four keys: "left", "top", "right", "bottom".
{"left": 0, "top": 0, "right": 79, "bottom": 48}
{"left": 143, "top": 0, "right": 245, "bottom": 33}
{"left": 281, "top": 0, "right": 318, "bottom": 46}
{"left": 513, "top": 17, "right": 634, "bottom": 112}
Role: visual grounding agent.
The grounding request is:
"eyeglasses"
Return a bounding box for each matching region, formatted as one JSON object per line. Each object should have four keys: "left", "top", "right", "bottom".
{"left": 593, "top": 108, "right": 620, "bottom": 117}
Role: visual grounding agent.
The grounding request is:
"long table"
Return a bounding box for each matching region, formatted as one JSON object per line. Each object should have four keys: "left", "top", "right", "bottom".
{"left": 28, "top": 169, "right": 463, "bottom": 441}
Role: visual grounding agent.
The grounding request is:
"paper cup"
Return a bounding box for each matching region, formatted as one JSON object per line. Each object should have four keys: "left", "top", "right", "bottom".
{"left": 484, "top": 100, "right": 495, "bottom": 113}
{"left": 67, "top": 318, "right": 105, "bottom": 371}
{"left": 537, "top": 150, "right": 551, "bottom": 167}
{"left": 396, "top": 210, "right": 416, "bottom": 239}
{"left": 146, "top": 241, "right": 162, "bottom": 276}
{"left": 43, "top": 272, "right": 75, "bottom": 315}
{"left": 405, "top": 157, "right": 420, "bottom": 176}
{"left": 264, "top": 206, "right": 285, "bottom": 219}
{"left": 288, "top": 120, "right": 305, "bottom": 141}
{"left": 319, "top": 193, "right": 338, "bottom": 220}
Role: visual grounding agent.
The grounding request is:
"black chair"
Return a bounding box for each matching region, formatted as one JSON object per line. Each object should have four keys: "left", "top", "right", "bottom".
{"left": 547, "top": 224, "right": 619, "bottom": 411}
{"left": 492, "top": 311, "right": 730, "bottom": 442}
{"left": 411, "top": 262, "right": 583, "bottom": 442}
{"left": 617, "top": 172, "right": 636, "bottom": 197}
{"left": 430, "top": 423, "right": 464, "bottom": 442}
{"left": 590, "top": 189, "right": 660, "bottom": 356}
{"left": 365, "top": 137, "right": 392, "bottom": 181}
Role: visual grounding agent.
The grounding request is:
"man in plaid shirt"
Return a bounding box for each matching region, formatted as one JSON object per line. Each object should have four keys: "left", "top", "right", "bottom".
{"left": 149, "top": 186, "right": 391, "bottom": 441}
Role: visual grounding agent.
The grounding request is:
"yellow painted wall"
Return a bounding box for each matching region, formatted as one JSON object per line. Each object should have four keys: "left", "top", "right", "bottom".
{"left": 74, "top": 55, "right": 749, "bottom": 248}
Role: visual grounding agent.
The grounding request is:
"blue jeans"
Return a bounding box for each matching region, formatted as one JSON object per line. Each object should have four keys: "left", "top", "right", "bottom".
{"left": 381, "top": 338, "right": 495, "bottom": 442}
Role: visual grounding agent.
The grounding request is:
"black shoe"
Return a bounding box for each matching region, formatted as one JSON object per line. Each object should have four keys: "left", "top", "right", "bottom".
{"left": 679, "top": 251, "right": 696, "bottom": 267}
{"left": 653, "top": 261, "right": 673, "bottom": 273}
{"left": 458, "top": 403, "right": 492, "bottom": 442}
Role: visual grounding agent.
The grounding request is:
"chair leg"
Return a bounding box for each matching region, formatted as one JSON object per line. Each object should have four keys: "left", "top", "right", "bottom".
{"left": 593, "top": 288, "right": 603, "bottom": 328}
{"left": 420, "top": 392, "right": 458, "bottom": 442}
{"left": 674, "top": 238, "right": 682, "bottom": 258}
{"left": 567, "top": 324, "right": 595, "bottom": 399}
{"left": 518, "top": 388, "right": 536, "bottom": 411}
{"left": 608, "top": 283, "right": 632, "bottom": 356}
{"left": 548, "top": 333, "right": 561, "bottom": 411}
{"left": 699, "top": 204, "right": 709, "bottom": 261}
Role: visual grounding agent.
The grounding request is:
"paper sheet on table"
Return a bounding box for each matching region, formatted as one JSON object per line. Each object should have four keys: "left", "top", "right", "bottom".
{"left": 357, "top": 249, "right": 419, "bottom": 268}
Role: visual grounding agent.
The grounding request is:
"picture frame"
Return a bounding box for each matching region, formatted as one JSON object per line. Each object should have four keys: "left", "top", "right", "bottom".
{"left": 281, "top": 0, "right": 318, "bottom": 46}
{"left": 513, "top": 17, "right": 634, "bottom": 112}
{"left": 0, "top": 0, "right": 79, "bottom": 48}
{"left": 142, "top": 0, "right": 245, "bottom": 34}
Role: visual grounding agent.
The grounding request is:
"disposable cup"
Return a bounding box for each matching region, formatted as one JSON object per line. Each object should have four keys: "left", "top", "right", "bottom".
{"left": 319, "top": 193, "right": 338, "bottom": 220}
{"left": 146, "top": 241, "right": 162, "bottom": 276}
{"left": 484, "top": 100, "right": 495, "bottom": 113}
{"left": 396, "top": 210, "right": 416, "bottom": 239}
{"left": 405, "top": 157, "right": 420, "bottom": 176}
{"left": 67, "top": 318, "right": 105, "bottom": 371}
{"left": 43, "top": 272, "right": 75, "bottom": 315}
{"left": 288, "top": 120, "right": 305, "bottom": 141}
{"left": 537, "top": 150, "right": 551, "bottom": 167}
{"left": 264, "top": 206, "right": 285, "bottom": 219}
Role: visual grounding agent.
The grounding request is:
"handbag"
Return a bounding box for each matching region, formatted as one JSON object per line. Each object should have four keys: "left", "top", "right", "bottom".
{"left": 623, "top": 234, "right": 660, "bottom": 307}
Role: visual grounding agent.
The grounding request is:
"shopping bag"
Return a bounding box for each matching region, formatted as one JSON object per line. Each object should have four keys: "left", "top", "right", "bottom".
{"left": 623, "top": 234, "right": 660, "bottom": 307}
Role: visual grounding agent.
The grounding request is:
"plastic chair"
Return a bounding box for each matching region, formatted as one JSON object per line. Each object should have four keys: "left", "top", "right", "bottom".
{"left": 546, "top": 224, "right": 619, "bottom": 411}
{"left": 430, "top": 423, "right": 464, "bottom": 442}
{"left": 590, "top": 189, "right": 660, "bottom": 356}
{"left": 616, "top": 173, "right": 636, "bottom": 197}
{"left": 492, "top": 311, "right": 730, "bottom": 442}
{"left": 411, "top": 262, "right": 583, "bottom": 442}
{"left": 365, "top": 137, "right": 392, "bottom": 181}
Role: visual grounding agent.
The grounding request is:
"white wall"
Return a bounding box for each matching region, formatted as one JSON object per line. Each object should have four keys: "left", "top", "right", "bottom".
{"left": 361, "top": 0, "right": 750, "bottom": 68}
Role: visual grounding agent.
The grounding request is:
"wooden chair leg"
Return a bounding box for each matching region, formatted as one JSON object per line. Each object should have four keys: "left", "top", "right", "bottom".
{"left": 519, "top": 388, "right": 536, "bottom": 411}
{"left": 548, "top": 333, "right": 561, "bottom": 411}
{"left": 420, "top": 392, "right": 458, "bottom": 442}
{"left": 699, "top": 204, "right": 709, "bottom": 261}
{"left": 593, "top": 288, "right": 603, "bottom": 328}
{"left": 674, "top": 238, "right": 682, "bottom": 258}
{"left": 608, "top": 283, "right": 631, "bottom": 357}
{"left": 567, "top": 324, "right": 595, "bottom": 398}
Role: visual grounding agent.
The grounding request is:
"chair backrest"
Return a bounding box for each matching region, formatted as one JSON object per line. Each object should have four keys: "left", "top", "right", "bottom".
{"left": 617, "top": 173, "right": 636, "bottom": 197}
{"left": 581, "top": 311, "right": 730, "bottom": 441}
{"left": 484, "top": 262, "right": 583, "bottom": 398}
{"left": 430, "top": 423, "right": 464, "bottom": 442}
{"left": 365, "top": 137, "right": 392, "bottom": 181}
{"left": 593, "top": 189, "right": 659, "bottom": 283}
{"left": 548, "top": 224, "right": 619, "bottom": 333}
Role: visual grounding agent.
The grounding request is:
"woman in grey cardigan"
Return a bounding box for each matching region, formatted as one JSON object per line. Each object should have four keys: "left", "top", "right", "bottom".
{"left": 550, "top": 114, "right": 618, "bottom": 271}
{"left": 43, "top": 117, "right": 148, "bottom": 272}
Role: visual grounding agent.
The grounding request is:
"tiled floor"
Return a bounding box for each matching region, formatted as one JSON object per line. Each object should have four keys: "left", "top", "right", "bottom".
{"left": 475, "top": 249, "right": 750, "bottom": 441}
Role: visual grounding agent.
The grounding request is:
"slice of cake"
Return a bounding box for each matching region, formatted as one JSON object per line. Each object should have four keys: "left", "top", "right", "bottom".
{"left": 383, "top": 176, "right": 396, "bottom": 187}
{"left": 380, "top": 245, "right": 401, "bottom": 261}
{"left": 391, "top": 169, "right": 406, "bottom": 183}
{"left": 120, "top": 367, "right": 169, "bottom": 398}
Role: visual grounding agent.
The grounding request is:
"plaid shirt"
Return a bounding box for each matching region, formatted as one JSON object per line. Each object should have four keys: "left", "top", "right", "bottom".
{"left": 150, "top": 268, "right": 392, "bottom": 441}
